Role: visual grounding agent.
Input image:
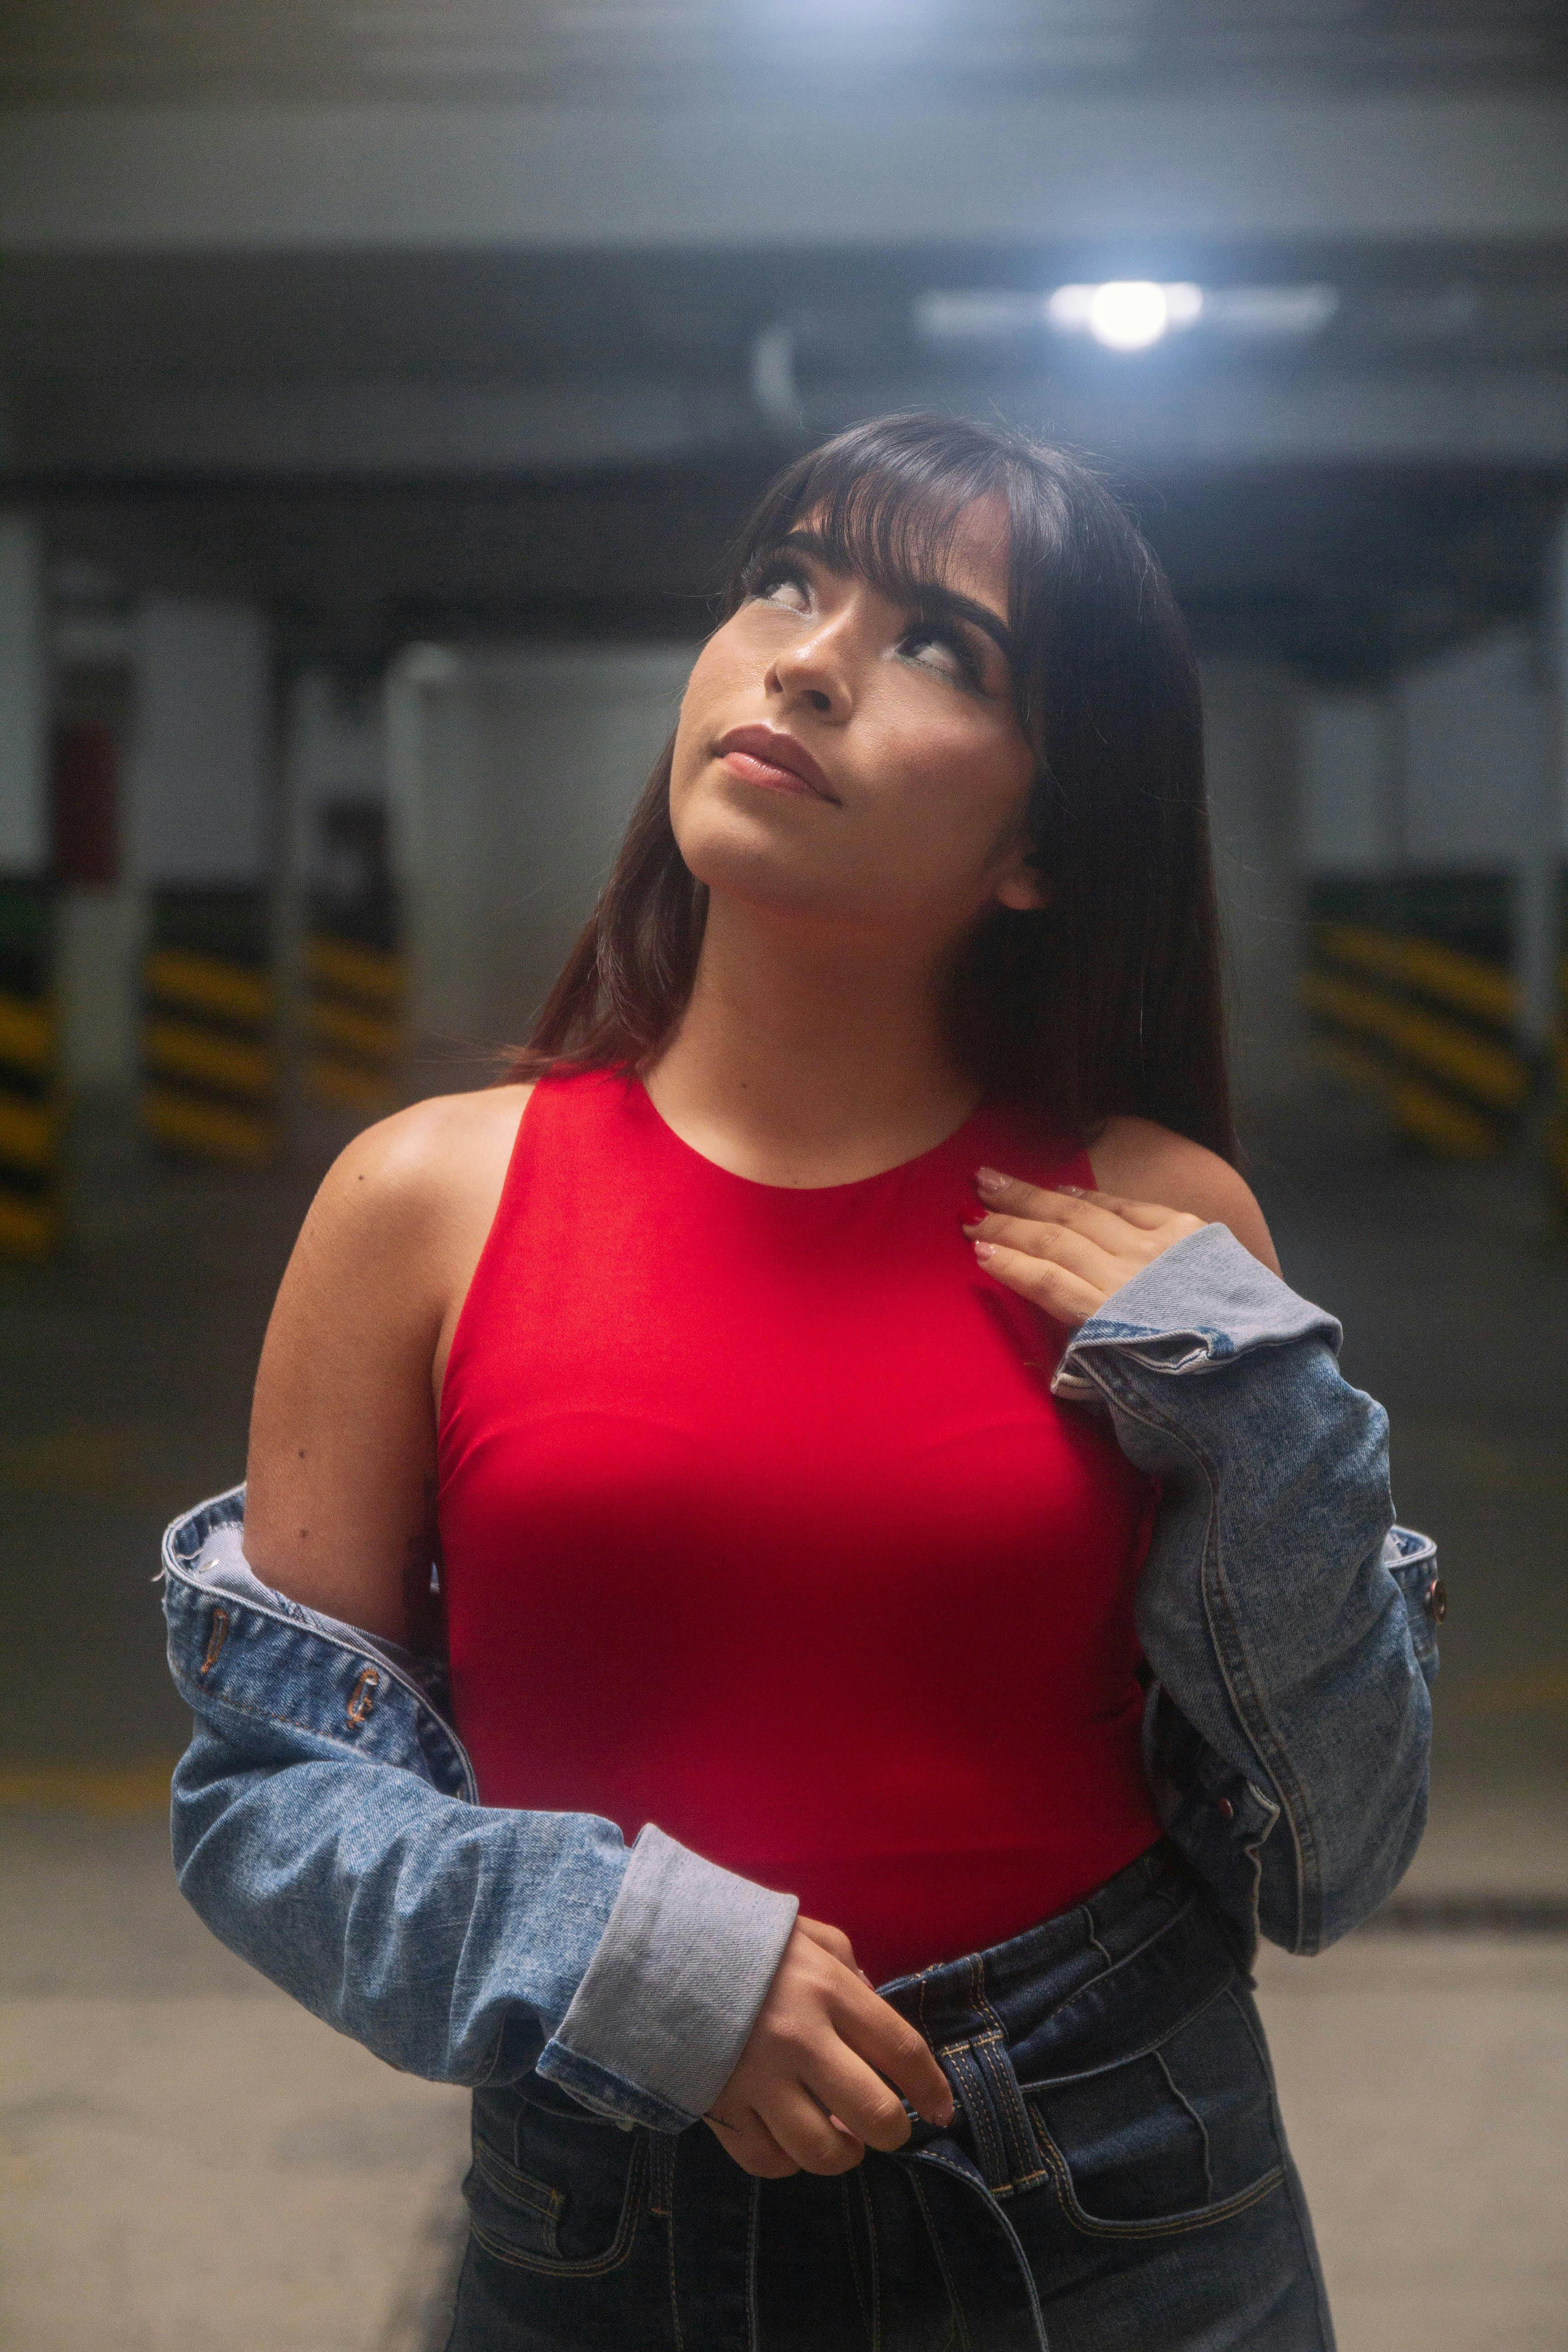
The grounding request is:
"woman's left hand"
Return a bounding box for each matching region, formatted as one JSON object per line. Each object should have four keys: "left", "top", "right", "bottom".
{"left": 962, "top": 1166, "right": 1206, "bottom": 1329}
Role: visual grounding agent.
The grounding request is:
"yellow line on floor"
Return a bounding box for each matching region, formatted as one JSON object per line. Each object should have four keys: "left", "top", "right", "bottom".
{"left": 0, "top": 1760, "right": 178, "bottom": 1813}
{"left": 1450, "top": 1667, "right": 1568, "bottom": 1719}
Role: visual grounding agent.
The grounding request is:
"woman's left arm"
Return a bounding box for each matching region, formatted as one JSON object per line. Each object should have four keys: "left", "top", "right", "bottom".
{"left": 964, "top": 1122, "right": 1441, "bottom": 1956}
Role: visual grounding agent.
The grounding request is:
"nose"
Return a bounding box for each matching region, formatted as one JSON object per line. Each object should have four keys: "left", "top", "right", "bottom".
{"left": 765, "top": 620, "right": 853, "bottom": 723}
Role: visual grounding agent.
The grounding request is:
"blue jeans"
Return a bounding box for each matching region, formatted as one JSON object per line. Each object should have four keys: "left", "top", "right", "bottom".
{"left": 447, "top": 1843, "right": 1334, "bottom": 2349}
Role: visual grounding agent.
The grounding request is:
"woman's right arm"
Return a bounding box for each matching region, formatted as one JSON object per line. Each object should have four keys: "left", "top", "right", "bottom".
{"left": 242, "top": 1091, "right": 509, "bottom": 1647}
{"left": 168, "top": 1093, "right": 953, "bottom": 2165}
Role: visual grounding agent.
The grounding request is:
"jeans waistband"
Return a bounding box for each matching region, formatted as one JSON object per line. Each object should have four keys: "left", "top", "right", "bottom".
{"left": 878, "top": 1838, "right": 1208, "bottom": 2050}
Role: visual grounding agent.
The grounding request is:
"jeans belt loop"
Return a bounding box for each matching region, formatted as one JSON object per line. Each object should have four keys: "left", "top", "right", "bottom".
{"left": 940, "top": 2035, "right": 1043, "bottom": 2198}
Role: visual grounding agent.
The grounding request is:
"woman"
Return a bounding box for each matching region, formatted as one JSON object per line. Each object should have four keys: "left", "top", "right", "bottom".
{"left": 162, "top": 415, "right": 1441, "bottom": 2350}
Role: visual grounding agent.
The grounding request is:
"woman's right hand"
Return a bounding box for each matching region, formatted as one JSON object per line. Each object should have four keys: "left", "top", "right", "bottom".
{"left": 702, "top": 1916, "right": 955, "bottom": 2176}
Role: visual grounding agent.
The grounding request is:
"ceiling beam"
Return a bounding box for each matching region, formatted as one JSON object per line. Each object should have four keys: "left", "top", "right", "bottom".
{"left": 14, "top": 360, "right": 1568, "bottom": 479}
{"left": 4, "top": 92, "right": 1568, "bottom": 255}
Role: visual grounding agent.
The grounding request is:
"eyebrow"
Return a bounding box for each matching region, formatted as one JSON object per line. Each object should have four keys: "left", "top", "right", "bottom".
{"left": 774, "top": 527, "right": 1014, "bottom": 662}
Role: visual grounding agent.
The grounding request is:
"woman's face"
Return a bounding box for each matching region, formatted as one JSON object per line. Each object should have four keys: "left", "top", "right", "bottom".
{"left": 668, "top": 494, "right": 1044, "bottom": 947}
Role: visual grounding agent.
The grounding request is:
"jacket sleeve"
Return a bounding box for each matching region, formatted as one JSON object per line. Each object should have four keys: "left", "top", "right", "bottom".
{"left": 1054, "top": 1223, "right": 1440, "bottom": 1954}
{"left": 162, "top": 1519, "right": 799, "bottom": 2132}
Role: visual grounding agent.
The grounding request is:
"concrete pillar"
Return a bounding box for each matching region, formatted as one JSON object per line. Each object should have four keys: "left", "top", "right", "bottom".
{"left": 280, "top": 667, "right": 397, "bottom": 1123}
{"left": 0, "top": 515, "right": 57, "bottom": 1251}
{"left": 1299, "top": 685, "right": 1401, "bottom": 879}
{"left": 57, "top": 887, "right": 142, "bottom": 1095}
{"left": 1200, "top": 658, "right": 1307, "bottom": 1119}
{"left": 129, "top": 595, "right": 272, "bottom": 887}
{"left": 128, "top": 595, "right": 279, "bottom": 1162}
{"left": 386, "top": 643, "right": 695, "bottom": 1061}
{"left": 52, "top": 596, "right": 141, "bottom": 1100}
{"left": 1529, "top": 507, "right": 1568, "bottom": 1054}
{"left": 282, "top": 667, "right": 387, "bottom": 900}
{"left": 63, "top": 593, "right": 273, "bottom": 1096}
{"left": 0, "top": 516, "right": 47, "bottom": 873}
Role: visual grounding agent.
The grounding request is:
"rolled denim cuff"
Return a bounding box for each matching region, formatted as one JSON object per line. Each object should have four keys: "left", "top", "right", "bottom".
{"left": 536, "top": 1822, "right": 800, "bottom": 2129}
{"left": 1052, "top": 1222, "right": 1342, "bottom": 1400}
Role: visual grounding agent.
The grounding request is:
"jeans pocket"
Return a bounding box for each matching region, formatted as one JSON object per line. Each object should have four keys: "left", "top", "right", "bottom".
{"left": 465, "top": 2076, "right": 648, "bottom": 2275}
{"left": 1021, "top": 1984, "right": 1284, "bottom": 2237}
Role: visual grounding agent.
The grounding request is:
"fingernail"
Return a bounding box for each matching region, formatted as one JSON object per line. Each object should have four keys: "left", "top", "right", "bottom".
{"left": 975, "top": 1166, "right": 1006, "bottom": 1194}
{"left": 973, "top": 1240, "right": 997, "bottom": 1262}
{"left": 1057, "top": 1184, "right": 1088, "bottom": 1197}
{"left": 936, "top": 2097, "right": 956, "bottom": 2128}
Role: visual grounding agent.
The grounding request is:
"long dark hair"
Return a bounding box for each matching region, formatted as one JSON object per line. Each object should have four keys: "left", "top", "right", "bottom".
{"left": 509, "top": 413, "right": 1234, "bottom": 1161}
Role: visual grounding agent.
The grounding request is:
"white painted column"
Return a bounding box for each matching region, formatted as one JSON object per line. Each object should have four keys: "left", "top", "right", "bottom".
{"left": 128, "top": 595, "right": 273, "bottom": 887}
{"left": 125, "top": 595, "right": 279, "bottom": 1158}
{"left": 0, "top": 515, "right": 47, "bottom": 875}
{"left": 1299, "top": 685, "right": 1401, "bottom": 880}
{"left": 386, "top": 643, "right": 694, "bottom": 1064}
{"left": 1399, "top": 627, "right": 1551, "bottom": 1041}
{"left": 282, "top": 667, "right": 387, "bottom": 896}
{"left": 1200, "top": 658, "right": 1307, "bottom": 1119}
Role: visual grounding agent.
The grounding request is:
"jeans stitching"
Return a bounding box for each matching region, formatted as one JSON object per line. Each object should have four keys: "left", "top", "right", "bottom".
{"left": 647, "top": 2129, "right": 672, "bottom": 2220}
{"left": 971, "top": 1953, "right": 1006, "bottom": 2048}
{"left": 1152, "top": 2046, "right": 1214, "bottom": 2207}
{"left": 1035, "top": 1891, "right": 1201, "bottom": 2033}
{"left": 1029, "top": 2121, "right": 1285, "bottom": 2241}
{"left": 663, "top": 2136, "right": 685, "bottom": 2352}
{"left": 973, "top": 2035, "right": 1049, "bottom": 2197}
{"left": 859, "top": 2165, "right": 882, "bottom": 2352}
{"left": 1084, "top": 1370, "right": 1315, "bottom": 1943}
{"left": 471, "top": 2139, "right": 564, "bottom": 2225}
{"left": 1080, "top": 1899, "right": 1115, "bottom": 1973}
{"left": 469, "top": 2132, "right": 647, "bottom": 2275}
{"left": 946, "top": 2044, "right": 1005, "bottom": 2190}
{"left": 907, "top": 2166, "right": 973, "bottom": 2352}
{"left": 1016, "top": 1972, "right": 1237, "bottom": 2095}
{"left": 1222, "top": 1986, "right": 1336, "bottom": 2343}
{"left": 840, "top": 2174, "right": 873, "bottom": 2349}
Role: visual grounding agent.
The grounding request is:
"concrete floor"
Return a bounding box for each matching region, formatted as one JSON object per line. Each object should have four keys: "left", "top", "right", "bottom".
{"left": 2, "top": 1086, "right": 1566, "bottom": 2349}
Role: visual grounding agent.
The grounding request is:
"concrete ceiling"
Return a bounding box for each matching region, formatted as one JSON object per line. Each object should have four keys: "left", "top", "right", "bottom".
{"left": 5, "top": 15, "right": 1565, "bottom": 679}
{"left": 7, "top": 0, "right": 1568, "bottom": 106}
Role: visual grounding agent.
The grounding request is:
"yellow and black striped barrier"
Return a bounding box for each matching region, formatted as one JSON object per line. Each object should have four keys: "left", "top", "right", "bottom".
{"left": 1551, "top": 945, "right": 1568, "bottom": 1210}
{"left": 0, "top": 879, "right": 59, "bottom": 1257}
{"left": 142, "top": 890, "right": 278, "bottom": 1165}
{"left": 1303, "top": 919, "right": 1531, "bottom": 1158}
{"left": 303, "top": 934, "right": 406, "bottom": 1122}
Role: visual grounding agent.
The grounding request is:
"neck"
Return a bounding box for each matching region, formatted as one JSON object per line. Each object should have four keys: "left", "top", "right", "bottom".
{"left": 642, "top": 892, "right": 980, "bottom": 1184}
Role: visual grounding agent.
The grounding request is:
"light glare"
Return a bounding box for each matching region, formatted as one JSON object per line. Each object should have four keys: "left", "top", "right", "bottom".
{"left": 1090, "top": 281, "right": 1171, "bottom": 349}
{"left": 1048, "top": 280, "right": 1204, "bottom": 349}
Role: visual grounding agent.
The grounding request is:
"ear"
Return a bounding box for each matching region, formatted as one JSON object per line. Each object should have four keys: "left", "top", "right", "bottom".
{"left": 995, "top": 858, "right": 1052, "bottom": 913}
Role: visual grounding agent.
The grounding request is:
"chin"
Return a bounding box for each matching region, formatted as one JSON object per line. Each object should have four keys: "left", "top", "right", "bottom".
{"left": 677, "top": 810, "right": 845, "bottom": 918}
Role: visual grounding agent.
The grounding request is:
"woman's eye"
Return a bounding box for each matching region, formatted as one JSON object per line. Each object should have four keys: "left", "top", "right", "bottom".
{"left": 902, "top": 623, "right": 980, "bottom": 688}
{"left": 749, "top": 563, "right": 811, "bottom": 612}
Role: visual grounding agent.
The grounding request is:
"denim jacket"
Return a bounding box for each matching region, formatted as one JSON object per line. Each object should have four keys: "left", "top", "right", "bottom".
{"left": 161, "top": 1224, "right": 1439, "bottom": 2137}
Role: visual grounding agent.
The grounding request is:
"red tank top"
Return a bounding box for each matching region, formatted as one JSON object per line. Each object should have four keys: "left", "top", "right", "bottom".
{"left": 437, "top": 1068, "right": 1162, "bottom": 1984}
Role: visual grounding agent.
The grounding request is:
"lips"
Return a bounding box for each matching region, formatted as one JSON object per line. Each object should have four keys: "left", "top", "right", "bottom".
{"left": 715, "top": 726, "right": 839, "bottom": 804}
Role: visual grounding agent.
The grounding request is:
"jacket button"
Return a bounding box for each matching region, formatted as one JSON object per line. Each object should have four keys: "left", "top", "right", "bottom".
{"left": 1217, "top": 1798, "right": 1235, "bottom": 1821}
{"left": 1426, "top": 1578, "right": 1448, "bottom": 1624}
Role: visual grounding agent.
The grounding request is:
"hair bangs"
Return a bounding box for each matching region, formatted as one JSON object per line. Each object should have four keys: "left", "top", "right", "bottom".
{"left": 723, "top": 420, "right": 1015, "bottom": 626}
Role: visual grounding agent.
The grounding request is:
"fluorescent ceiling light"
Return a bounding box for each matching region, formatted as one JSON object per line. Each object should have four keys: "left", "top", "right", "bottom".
{"left": 1048, "top": 281, "right": 1202, "bottom": 349}
{"left": 914, "top": 291, "right": 1049, "bottom": 339}
{"left": 916, "top": 281, "right": 1337, "bottom": 352}
{"left": 1200, "top": 284, "right": 1338, "bottom": 337}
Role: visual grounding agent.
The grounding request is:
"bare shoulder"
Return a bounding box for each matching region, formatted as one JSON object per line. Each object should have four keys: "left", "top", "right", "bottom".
{"left": 1088, "top": 1115, "right": 1280, "bottom": 1274}
{"left": 244, "top": 1083, "right": 534, "bottom": 1636}
{"left": 303, "top": 1083, "right": 534, "bottom": 1269}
